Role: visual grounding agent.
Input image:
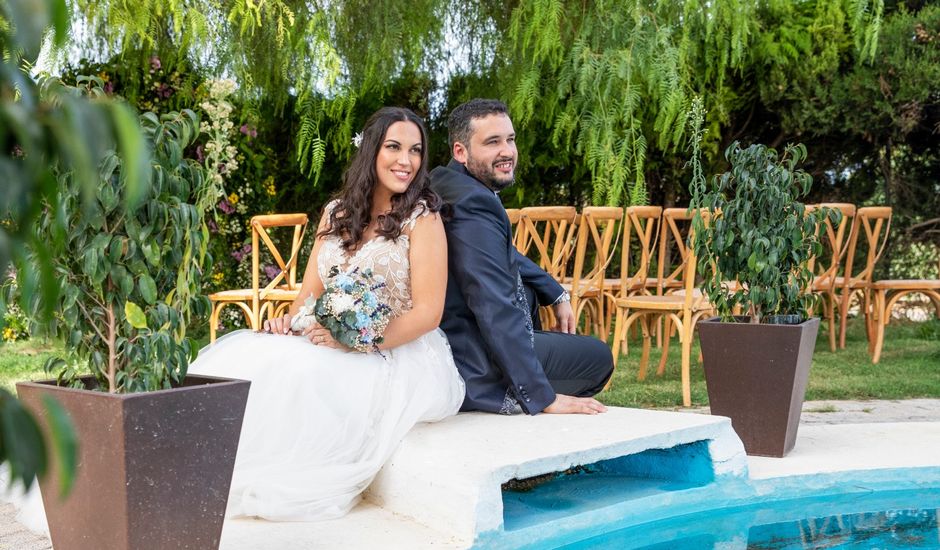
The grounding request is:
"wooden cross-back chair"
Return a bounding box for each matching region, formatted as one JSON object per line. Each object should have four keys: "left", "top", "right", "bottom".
{"left": 208, "top": 213, "right": 308, "bottom": 342}
{"left": 869, "top": 271, "right": 940, "bottom": 363}
{"left": 515, "top": 207, "right": 579, "bottom": 281}
{"left": 652, "top": 208, "right": 697, "bottom": 297}
{"left": 834, "top": 206, "right": 892, "bottom": 349}
{"left": 609, "top": 210, "right": 712, "bottom": 407}
{"left": 602, "top": 206, "right": 662, "bottom": 347}
{"left": 567, "top": 207, "right": 624, "bottom": 338}
{"left": 515, "top": 206, "right": 579, "bottom": 328}
{"left": 805, "top": 203, "right": 857, "bottom": 352}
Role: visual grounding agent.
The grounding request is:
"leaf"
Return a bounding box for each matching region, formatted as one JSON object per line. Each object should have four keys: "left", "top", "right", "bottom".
{"left": 138, "top": 274, "right": 157, "bottom": 305}
{"left": 124, "top": 301, "right": 148, "bottom": 329}
{"left": 111, "top": 102, "right": 150, "bottom": 209}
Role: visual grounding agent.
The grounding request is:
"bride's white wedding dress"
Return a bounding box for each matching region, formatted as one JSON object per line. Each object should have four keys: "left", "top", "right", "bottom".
{"left": 188, "top": 203, "right": 465, "bottom": 521}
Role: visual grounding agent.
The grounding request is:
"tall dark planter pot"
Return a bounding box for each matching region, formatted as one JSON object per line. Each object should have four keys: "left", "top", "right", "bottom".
{"left": 698, "top": 317, "right": 819, "bottom": 458}
{"left": 16, "top": 374, "right": 250, "bottom": 550}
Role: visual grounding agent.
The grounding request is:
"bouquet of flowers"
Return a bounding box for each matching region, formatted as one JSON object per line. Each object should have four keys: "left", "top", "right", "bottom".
{"left": 290, "top": 266, "right": 392, "bottom": 352}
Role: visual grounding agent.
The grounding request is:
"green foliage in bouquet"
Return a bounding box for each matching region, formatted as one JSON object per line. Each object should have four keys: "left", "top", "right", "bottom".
{"left": 32, "top": 105, "right": 218, "bottom": 393}
{"left": 687, "top": 99, "right": 840, "bottom": 324}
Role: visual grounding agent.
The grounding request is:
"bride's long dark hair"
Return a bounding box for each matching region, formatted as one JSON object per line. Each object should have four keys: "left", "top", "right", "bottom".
{"left": 319, "top": 107, "right": 442, "bottom": 251}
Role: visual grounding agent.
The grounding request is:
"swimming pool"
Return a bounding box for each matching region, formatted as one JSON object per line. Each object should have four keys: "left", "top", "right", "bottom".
{"left": 559, "top": 489, "right": 940, "bottom": 549}
{"left": 477, "top": 452, "right": 940, "bottom": 550}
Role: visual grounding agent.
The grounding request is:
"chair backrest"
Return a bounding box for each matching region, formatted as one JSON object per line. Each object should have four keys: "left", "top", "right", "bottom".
{"left": 251, "top": 213, "right": 309, "bottom": 300}
{"left": 570, "top": 207, "right": 624, "bottom": 299}
{"left": 516, "top": 206, "right": 579, "bottom": 281}
{"left": 619, "top": 205, "right": 662, "bottom": 295}
{"left": 843, "top": 206, "right": 892, "bottom": 287}
{"left": 655, "top": 208, "right": 697, "bottom": 295}
{"left": 806, "top": 203, "right": 857, "bottom": 286}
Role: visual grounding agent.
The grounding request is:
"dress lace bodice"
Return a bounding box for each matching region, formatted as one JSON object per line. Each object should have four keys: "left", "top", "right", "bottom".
{"left": 317, "top": 201, "right": 431, "bottom": 317}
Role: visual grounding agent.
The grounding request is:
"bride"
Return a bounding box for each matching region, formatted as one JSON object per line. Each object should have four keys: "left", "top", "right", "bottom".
{"left": 188, "top": 106, "right": 465, "bottom": 521}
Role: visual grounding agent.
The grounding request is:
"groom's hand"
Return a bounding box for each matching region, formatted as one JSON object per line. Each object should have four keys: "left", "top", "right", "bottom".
{"left": 543, "top": 394, "right": 607, "bottom": 415}
{"left": 552, "top": 302, "right": 576, "bottom": 334}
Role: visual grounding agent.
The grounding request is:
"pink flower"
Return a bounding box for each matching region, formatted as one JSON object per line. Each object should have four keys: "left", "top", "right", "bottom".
{"left": 239, "top": 124, "right": 258, "bottom": 139}
{"left": 195, "top": 145, "right": 205, "bottom": 162}
{"left": 207, "top": 218, "right": 218, "bottom": 233}
{"left": 232, "top": 244, "right": 251, "bottom": 262}
{"left": 264, "top": 264, "right": 281, "bottom": 281}
{"left": 12, "top": 145, "right": 24, "bottom": 158}
{"left": 103, "top": 81, "right": 114, "bottom": 95}
{"left": 218, "top": 200, "right": 235, "bottom": 214}
{"left": 149, "top": 56, "right": 162, "bottom": 71}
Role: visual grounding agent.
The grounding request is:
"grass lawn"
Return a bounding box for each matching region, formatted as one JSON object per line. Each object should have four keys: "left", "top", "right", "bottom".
{"left": 1, "top": 319, "right": 938, "bottom": 406}
{"left": 0, "top": 339, "right": 63, "bottom": 392}
{"left": 599, "top": 318, "right": 940, "bottom": 409}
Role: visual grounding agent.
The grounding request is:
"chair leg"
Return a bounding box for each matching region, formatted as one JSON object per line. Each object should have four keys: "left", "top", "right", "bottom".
{"left": 680, "top": 322, "right": 692, "bottom": 407}
{"left": 872, "top": 290, "right": 887, "bottom": 364}
{"left": 656, "top": 318, "right": 671, "bottom": 376}
{"left": 863, "top": 289, "right": 874, "bottom": 345}
{"left": 825, "top": 294, "right": 836, "bottom": 352}
{"left": 638, "top": 317, "right": 651, "bottom": 381}
{"left": 838, "top": 289, "right": 852, "bottom": 349}
{"left": 607, "top": 307, "right": 626, "bottom": 391}
{"left": 209, "top": 303, "right": 220, "bottom": 343}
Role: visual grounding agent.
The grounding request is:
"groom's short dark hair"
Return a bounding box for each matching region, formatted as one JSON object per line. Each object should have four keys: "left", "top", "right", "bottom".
{"left": 448, "top": 99, "right": 509, "bottom": 149}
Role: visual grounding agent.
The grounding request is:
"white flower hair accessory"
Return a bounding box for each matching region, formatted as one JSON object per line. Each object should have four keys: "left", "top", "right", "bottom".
{"left": 352, "top": 132, "right": 363, "bottom": 148}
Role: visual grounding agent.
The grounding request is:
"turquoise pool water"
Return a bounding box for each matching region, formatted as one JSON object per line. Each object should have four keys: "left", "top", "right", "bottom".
{"left": 557, "top": 489, "right": 940, "bottom": 549}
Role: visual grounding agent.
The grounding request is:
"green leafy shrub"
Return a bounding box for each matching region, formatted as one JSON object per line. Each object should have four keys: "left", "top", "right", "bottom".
{"left": 687, "top": 101, "right": 839, "bottom": 323}
{"left": 33, "top": 106, "right": 217, "bottom": 393}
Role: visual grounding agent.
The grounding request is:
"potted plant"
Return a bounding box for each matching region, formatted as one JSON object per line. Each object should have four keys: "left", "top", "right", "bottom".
{"left": 687, "top": 102, "right": 838, "bottom": 457}
{"left": 14, "top": 88, "right": 250, "bottom": 549}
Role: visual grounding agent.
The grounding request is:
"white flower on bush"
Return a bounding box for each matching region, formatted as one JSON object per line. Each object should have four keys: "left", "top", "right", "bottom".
{"left": 330, "top": 293, "right": 356, "bottom": 313}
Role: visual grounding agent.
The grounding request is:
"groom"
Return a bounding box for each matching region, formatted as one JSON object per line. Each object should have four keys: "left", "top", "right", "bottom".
{"left": 430, "top": 99, "right": 613, "bottom": 416}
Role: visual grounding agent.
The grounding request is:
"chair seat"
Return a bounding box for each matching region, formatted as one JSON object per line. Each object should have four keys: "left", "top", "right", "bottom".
{"left": 871, "top": 279, "right": 940, "bottom": 291}
{"left": 260, "top": 288, "right": 301, "bottom": 301}
{"left": 603, "top": 277, "right": 659, "bottom": 290}
{"left": 209, "top": 286, "right": 300, "bottom": 301}
{"left": 561, "top": 281, "right": 603, "bottom": 297}
{"left": 615, "top": 294, "right": 709, "bottom": 311}
{"left": 208, "top": 289, "right": 253, "bottom": 301}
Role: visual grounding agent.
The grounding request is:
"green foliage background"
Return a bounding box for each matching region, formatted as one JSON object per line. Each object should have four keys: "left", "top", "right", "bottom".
{"left": 19, "top": 0, "right": 940, "bottom": 291}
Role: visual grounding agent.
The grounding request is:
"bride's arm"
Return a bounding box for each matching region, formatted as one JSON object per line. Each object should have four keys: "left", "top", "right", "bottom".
{"left": 376, "top": 211, "right": 447, "bottom": 349}
{"left": 262, "top": 210, "right": 329, "bottom": 333}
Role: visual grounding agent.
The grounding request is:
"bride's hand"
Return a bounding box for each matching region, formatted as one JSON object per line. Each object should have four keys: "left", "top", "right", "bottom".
{"left": 263, "top": 313, "right": 293, "bottom": 335}
{"left": 302, "top": 323, "right": 351, "bottom": 351}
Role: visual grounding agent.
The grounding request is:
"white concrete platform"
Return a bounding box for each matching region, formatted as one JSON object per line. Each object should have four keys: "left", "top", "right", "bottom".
{"left": 6, "top": 404, "right": 940, "bottom": 549}
{"left": 365, "top": 408, "right": 745, "bottom": 543}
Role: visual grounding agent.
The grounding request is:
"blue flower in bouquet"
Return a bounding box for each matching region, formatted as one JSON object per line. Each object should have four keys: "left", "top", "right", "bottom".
{"left": 361, "top": 291, "right": 378, "bottom": 309}
{"left": 354, "top": 311, "right": 371, "bottom": 329}
{"left": 333, "top": 272, "right": 355, "bottom": 292}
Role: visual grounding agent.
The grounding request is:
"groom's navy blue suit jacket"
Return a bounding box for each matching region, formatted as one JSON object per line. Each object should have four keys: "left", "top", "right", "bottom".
{"left": 430, "top": 160, "right": 563, "bottom": 415}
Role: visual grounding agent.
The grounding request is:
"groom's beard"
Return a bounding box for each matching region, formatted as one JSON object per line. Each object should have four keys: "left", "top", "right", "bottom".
{"left": 466, "top": 155, "right": 516, "bottom": 192}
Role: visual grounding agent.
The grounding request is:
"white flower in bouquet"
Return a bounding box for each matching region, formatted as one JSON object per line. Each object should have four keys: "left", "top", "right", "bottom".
{"left": 330, "top": 293, "right": 356, "bottom": 313}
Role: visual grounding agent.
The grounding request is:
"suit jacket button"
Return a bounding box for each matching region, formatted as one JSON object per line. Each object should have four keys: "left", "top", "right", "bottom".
{"left": 524, "top": 398, "right": 531, "bottom": 403}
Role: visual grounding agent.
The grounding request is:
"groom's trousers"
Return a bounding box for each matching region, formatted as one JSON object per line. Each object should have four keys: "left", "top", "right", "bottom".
{"left": 525, "top": 286, "right": 614, "bottom": 397}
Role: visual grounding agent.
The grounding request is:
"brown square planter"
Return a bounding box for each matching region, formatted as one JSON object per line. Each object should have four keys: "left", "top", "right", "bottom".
{"left": 16, "top": 374, "right": 250, "bottom": 550}
{"left": 698, "top": 317, "right": 819, "bottom": 458}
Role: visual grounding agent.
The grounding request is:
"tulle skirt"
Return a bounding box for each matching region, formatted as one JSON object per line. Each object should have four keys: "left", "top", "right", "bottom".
{"left": 186, "top": 328, "right": 465, "bottom": 521}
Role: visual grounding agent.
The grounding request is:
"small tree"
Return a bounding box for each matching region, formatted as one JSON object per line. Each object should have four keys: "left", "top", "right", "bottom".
{"left": 687, "top": 101, "right": 838, "bottom": 324}
{"left": 34, "top": 106, "right": 217, "bottom": 393}
{"left": 1, "top": 0, "right": 151, "bottom": 493}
